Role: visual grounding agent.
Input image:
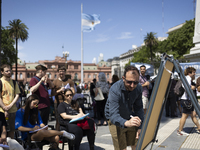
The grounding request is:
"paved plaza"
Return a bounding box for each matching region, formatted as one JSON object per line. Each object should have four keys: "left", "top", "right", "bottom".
{"left": 42, "top": 111, "right": 200, "bottom": 150}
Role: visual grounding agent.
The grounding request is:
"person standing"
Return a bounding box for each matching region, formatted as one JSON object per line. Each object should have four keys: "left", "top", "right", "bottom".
{"left": 90, "top": 79, "right": 97, "bottom": 118}
{"left": 0, "top": 64, "right": 21, "bottom": 139}
{"left": 95, "top": 72, "right": 109, "bottom": 126}
{"left": 165, "top": 78, "right": 177, "bottom": 118}
{"left": 197, "top": 76, "right": 200, "bottom": 93}
{"left": 51, "top": 66, "right": 75, "bottom": 130}
{"left": 29, "top": 64, "right": 53, "bottom": 125}
{"left": 177, "top": 67, "right": 200, "bottom": 136}
{"left": 90, "top": 79, "right": 96, "bottom": 103}
{"left": 139, "top": 65, "right": 150, "bottom": 115}
{"left": 105, "top": 65, "right": 144, "bottom": 150}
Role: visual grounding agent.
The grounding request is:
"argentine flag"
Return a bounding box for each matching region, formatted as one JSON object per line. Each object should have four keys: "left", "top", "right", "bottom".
{"left": 82, "top": 13, "right": 100, "bottom": 32}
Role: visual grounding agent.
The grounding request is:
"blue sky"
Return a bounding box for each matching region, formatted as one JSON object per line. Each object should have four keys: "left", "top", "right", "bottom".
{"left": 2, "top": 0, "right": 195, "bottom": 63}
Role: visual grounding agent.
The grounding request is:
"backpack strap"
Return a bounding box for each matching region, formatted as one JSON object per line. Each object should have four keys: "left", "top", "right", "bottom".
{"left": 33, "top": 76, "right": 48, "bottom": 92}
{"left": 0, "top": 79, "right": 2, "bottom": 95}
{"left": 140, "top": 75, "right": 147, "bottom": 82}
{"left": 12, "top": 80, "right": 16, "bottom": 90}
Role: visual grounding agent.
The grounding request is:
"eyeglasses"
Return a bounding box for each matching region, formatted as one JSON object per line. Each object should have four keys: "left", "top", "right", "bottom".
{"left": 124, "top": 78, "right": 139, "bottom": 85}
{"left": 65, "top": 94, "right": 73, "bottom": 97}
{"left": 33, "top": 102, "right": 38, "bottom": 107}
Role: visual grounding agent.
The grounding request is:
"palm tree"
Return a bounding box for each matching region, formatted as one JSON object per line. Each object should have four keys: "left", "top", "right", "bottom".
{"left": 7, "top": 19, "right": 28, "bottom": 81}
{"left": 144, "top": 32, "right": 158, "bottom": 64}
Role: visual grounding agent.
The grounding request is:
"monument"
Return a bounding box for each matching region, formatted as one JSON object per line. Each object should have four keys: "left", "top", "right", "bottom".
{"left": 184, "top": 0, "right": 200, "bottom": 61}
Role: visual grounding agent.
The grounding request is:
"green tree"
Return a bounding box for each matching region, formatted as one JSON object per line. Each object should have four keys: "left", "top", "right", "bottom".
{"left": 1, "top": 27, "right": 16, "bottom": 67}
{"left": 7, "top": 19, "right": 28, "bottom": 81}
{"left": 144, "top": 32, "right": 158, "bottom": 64}
{"left": 158, "top": 20, "right": 195, "bottom": 60}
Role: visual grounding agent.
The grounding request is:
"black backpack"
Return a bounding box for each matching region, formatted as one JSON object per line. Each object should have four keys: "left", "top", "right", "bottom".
{"left": 174, "top": 80, "right": 185, "bottom": 97}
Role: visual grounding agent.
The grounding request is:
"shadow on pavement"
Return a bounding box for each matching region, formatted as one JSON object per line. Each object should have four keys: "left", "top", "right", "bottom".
{"left": 80, "top": 142, "right": 105, "bottom": 150}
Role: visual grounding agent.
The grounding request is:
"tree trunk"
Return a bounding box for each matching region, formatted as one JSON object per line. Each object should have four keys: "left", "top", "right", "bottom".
{"left": 15, "top": 38, "right": 18, "bottom": 81}
{"left": 150, "top": 45, "right": 153, "bottom": 65}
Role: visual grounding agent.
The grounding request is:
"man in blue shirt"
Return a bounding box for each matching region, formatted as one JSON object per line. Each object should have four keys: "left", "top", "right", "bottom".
{"left": 105, "top": 65, "right": 144, "bottom": 150}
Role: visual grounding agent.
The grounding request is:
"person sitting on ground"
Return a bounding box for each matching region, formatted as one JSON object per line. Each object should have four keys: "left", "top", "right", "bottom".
{"left": 0, "top": 112, "right": 24, "bottom": 150}
{"left": 15, "top": 94, "right": 75, "bottom": 150}
{"left": 58, "top": 88, "right": 95, "bottom": 150}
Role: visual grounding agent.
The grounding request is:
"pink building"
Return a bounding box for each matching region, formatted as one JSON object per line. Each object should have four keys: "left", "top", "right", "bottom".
{"left": 12, "top": 56, "right": 112, "bottom": 85}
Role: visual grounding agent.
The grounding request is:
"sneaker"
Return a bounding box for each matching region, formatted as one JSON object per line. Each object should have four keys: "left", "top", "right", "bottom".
{"left": 177, "top": 130, "right": 189, "bottom": 136}
{"left": 61, "top": 131, "right": 75, "bottom": 140}
{"left": 196, "top": 129, "right": 200, "bottom": 133}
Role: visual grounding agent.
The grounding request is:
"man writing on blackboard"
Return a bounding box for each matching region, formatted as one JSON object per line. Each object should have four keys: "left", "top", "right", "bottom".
{"left": 105, "top": 65, "right": 144, "bottom": 150}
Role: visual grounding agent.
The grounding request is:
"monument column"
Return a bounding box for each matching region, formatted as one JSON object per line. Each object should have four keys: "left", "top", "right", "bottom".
{"left": 184, "top": 0, "right": 200, "bottom": 61}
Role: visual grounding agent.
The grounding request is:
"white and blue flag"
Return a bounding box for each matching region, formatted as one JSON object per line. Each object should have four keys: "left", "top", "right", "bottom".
{"left": 82, "top": 13, "right": 100, "bottom": 32}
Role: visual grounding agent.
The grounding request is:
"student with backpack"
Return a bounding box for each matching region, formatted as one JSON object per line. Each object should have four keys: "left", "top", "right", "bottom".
{"left": 0, "top": 64, "right": 21, "bottom": 139}
{"left": 139, "top": 65, "right": 150, "bottom": 115}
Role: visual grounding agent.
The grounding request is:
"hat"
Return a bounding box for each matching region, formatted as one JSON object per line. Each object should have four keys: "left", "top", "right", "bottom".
{"left": 35, "top": 64, "right": 47, "bottom": 71}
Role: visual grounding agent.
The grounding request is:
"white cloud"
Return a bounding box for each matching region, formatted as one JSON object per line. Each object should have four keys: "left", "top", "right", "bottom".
{"left": 95, "top": 34, "right": 109, "bottom": 43}
{"left": 117, "top": 32, "right": 134, "bottom": 39}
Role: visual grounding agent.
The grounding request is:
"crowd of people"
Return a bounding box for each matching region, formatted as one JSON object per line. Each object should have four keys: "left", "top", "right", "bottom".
{"left": 0, "top": 62, "right": 200, "bottom": 150}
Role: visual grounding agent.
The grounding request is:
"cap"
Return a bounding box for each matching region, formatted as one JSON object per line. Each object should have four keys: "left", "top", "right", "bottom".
{"left": 35, "top": 64, "right": 47, "bottom": 71}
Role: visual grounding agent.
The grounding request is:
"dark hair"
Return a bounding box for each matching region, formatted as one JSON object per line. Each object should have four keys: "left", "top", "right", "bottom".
{"left": 112, "top": 74, "right": 119, "bottom": 83}
{"left": 63, "top": 88, "right": 74, "bottom": 95}
{"left": 140, "top": 65, "right": 146, "bottom": 69}
{"left": 57, "top": 66, "right": 66, "bottom": 72}
{"left": 76, "top": 86, "right": 82, "bottom": 93}
{"left": 23, "top": 94, "right": 39, "bottom": 125}
{"left": 185, "top": 67, "right": 196, "bottom": 76}
{"left": 123, "top": 65, "right": 139, "bottom": 77}
{"left": 93, "top": 78, "right": 96, "bottom": 82}
{"left": 1, "top": 64, "right": 10, "bottom": 72}
{"left": 35, "top": 64, "right": 47, "bottom": 72}
{"left": 71, "top": 100, "right": 79, "bottom": 112}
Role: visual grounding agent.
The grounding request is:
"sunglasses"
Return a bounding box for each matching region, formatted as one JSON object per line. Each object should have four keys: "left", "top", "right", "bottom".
{"left": 33, "top": 102, "right": 38, "bottom": 107}
{"left": 124, "top": 78, "right": 139, "bottom": 85}
{"left": 65, "top": 94, "right": 73, "bottom": 97}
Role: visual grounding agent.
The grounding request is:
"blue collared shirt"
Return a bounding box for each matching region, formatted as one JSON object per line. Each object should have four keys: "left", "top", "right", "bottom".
{"left": 105, "top": 79, "right": 144, "bottom": 129}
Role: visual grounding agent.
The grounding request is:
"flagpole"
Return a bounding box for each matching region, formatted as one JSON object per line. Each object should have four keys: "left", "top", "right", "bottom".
{"left": 81, "top": 3, "right": 84, "bottom": 84}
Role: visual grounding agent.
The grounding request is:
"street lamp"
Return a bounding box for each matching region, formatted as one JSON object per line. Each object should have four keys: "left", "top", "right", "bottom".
{"left": 63, "top": 51, "right": 69, "bottom": 69}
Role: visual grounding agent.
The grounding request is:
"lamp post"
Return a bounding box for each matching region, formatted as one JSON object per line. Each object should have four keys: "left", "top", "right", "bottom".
{"left": 63, "top": 51, "right": 69, "bottom": 69}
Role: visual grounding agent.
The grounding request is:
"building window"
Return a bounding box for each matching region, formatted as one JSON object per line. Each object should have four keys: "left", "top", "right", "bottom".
{"left": 93, "top": 74, "right": 96, "bottom": 78}
{"left": 48, "top": 73, "right": 51, "bottom": 79}
{"left": 107, "top": 73, "right": 109, "bottom": 79}
{"left": 12, "top": 74, "right": 14, "bottom": 79}
{"left": 84, "top": 74, "right": 85, "bottom": 78}
{"left": 88, "top": 74, "right": 91, "bottom": 78}
{"left": 20, "top": 73, "right": 23, "bottom": 79}
{"left": 54, "top": 74, "right": 57, "bottom": 78}
{"left": 75, "top": 73, "right": 78, "bottom": 79}
{"left": 27, "top": 73, "right": 30, "bottom": 78}
{"left": 74, "top": 65, "right": 78, "bottom": 69}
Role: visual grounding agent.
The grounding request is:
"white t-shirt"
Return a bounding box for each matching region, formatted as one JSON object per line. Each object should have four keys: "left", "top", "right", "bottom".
{"left": 181, "top": 75, "right": 191, "bottom": 100}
